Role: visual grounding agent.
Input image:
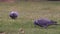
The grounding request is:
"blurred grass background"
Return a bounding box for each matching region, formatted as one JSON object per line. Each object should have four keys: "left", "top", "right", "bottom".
{"left": 0, "top": 1, "right": 60, "bottom": 34}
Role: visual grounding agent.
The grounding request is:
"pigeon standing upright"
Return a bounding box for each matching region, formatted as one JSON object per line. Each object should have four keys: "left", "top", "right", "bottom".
{"left": 9, "top": 11, "right": 18, "bottom": 19}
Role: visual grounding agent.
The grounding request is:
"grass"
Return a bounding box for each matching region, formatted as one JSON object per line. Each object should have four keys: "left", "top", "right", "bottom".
{"left": 0, "top": 1, "right": 60, "bottom": 34}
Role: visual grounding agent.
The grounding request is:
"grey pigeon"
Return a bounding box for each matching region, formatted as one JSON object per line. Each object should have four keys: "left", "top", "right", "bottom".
{"left": 34, "top": 18, "right": 57, "bottom": 28}
{"left": 9, "top": 11, "right": 18, "bottom": 19}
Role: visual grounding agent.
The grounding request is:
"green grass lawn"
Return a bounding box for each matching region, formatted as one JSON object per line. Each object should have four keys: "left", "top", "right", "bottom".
{"left": 0, "top": 1, "right": 60, "bottom": 34}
